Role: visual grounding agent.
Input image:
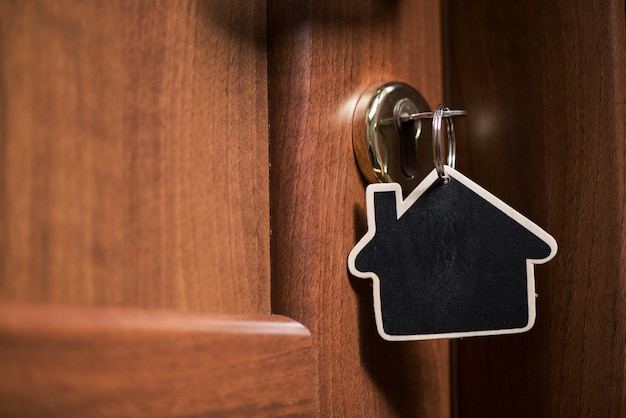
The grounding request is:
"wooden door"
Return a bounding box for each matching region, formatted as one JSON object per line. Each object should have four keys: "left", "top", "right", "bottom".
{"left": 0, "top": 0, "right": 449, "bottom": 416}
{"left": 3, "top": 0, "right": 623, "bottom": 416}
{"left": 447, "top": 0, "right": 626, "bottom": 415}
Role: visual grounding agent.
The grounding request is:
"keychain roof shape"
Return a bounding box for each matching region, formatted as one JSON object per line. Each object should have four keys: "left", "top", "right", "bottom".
{"left": 348, "top": 166, "right": 558, "bottom": 341}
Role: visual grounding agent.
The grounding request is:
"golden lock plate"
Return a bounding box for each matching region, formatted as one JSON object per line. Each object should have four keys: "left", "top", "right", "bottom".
{"left": 352, "top": 82, "right": 433, "bottom": 194}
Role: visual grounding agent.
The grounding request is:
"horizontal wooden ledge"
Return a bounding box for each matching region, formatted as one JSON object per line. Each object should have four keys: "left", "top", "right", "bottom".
{"left": 0, "top": 303, "right": 312, "bottom": 336}
{"left": 0, "top": 303, "right": 315, "bottom": 418}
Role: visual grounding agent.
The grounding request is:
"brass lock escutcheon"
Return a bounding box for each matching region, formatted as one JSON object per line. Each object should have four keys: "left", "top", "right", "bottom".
{"left": 352, "top": 81, "right": 466, "bottom": 193}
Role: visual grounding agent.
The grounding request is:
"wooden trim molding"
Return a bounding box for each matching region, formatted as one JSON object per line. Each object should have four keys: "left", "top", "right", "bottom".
{"left": 0, "top": 303, "right": 315, "bottom": 417}
{"left": 267, "top": 1, "right": 451, "bottom": 416}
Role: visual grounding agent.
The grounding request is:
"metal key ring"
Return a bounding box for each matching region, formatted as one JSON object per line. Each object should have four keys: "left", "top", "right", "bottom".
{"left": 432, "top": 104, "right": 457, "bottom": 182}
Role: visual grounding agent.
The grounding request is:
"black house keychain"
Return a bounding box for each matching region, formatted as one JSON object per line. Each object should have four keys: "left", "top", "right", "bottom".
{"left": 349, "top": 83, "right": 557, "bottom": 341}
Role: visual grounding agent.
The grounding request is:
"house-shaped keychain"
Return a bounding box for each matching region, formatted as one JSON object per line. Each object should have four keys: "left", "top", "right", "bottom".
{"left": 348, "top": 166, "right": 558, "bottom": 341}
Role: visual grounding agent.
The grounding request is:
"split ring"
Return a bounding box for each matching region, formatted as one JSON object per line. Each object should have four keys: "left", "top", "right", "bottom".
{"left": 432, "top": 104, "right": 457, "bottom": 182}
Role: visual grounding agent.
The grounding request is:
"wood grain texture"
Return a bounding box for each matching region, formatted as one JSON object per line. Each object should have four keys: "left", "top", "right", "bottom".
{"left": 0, "top": 1, "right": 270, "bottom": 313}
{"left": 446, "top": 0, "right": 626, "bottom": 416}
{"left": 0, "top": 303, "right": 315, "bottom": 417}
{"left": 268, "top": 1, "right": 450, "bottom": 416}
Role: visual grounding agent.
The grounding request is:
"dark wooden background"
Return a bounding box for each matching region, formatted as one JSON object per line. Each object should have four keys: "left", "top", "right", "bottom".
{"left": 447, "top": 0, "right": 625, "bottom": 416}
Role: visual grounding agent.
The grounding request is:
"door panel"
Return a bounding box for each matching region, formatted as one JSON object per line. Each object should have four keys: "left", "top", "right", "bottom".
{"left": 0, "top": 0, "right": 270, "bottom": 314}
{"left": 447, "top": 0, "right": 626, "bottom": 415}
{"left": 268, "top": 1, "right": 450, "bottom": 416}
{"left": 0, "top": 2, "right": 309, "bottom": 416}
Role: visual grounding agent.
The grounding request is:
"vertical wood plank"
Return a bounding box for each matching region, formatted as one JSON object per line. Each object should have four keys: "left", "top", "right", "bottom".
{"left": 0, "top": 1, "right": 270, "bottom": 314}
{"left": 447, "top": 0, "right": 626, "bottom": 415}
{"left": 268, "top": 1, "right": 450, "bottom": 416}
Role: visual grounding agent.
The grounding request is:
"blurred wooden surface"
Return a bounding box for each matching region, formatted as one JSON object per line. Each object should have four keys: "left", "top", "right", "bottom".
{"left": 0, "top": 0, "right": 270, "bottom": 314}
{"left": 446, "top": 0, "right": 626, "bottom": 416}
{"left": 0, "top": 304, "right": 315, "bottom": 417}
{"left": 268, "top": 1, "right": 450, "bottom": 416}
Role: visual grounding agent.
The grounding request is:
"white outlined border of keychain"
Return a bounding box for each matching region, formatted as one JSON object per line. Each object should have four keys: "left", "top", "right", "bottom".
{"left": 348, "top": 165, "right": 558, "bottom": 341}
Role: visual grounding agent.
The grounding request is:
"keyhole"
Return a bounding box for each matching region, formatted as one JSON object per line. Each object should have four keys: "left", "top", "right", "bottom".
{"left": 394, "top": 99, "right": 421, "bottom": 178}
